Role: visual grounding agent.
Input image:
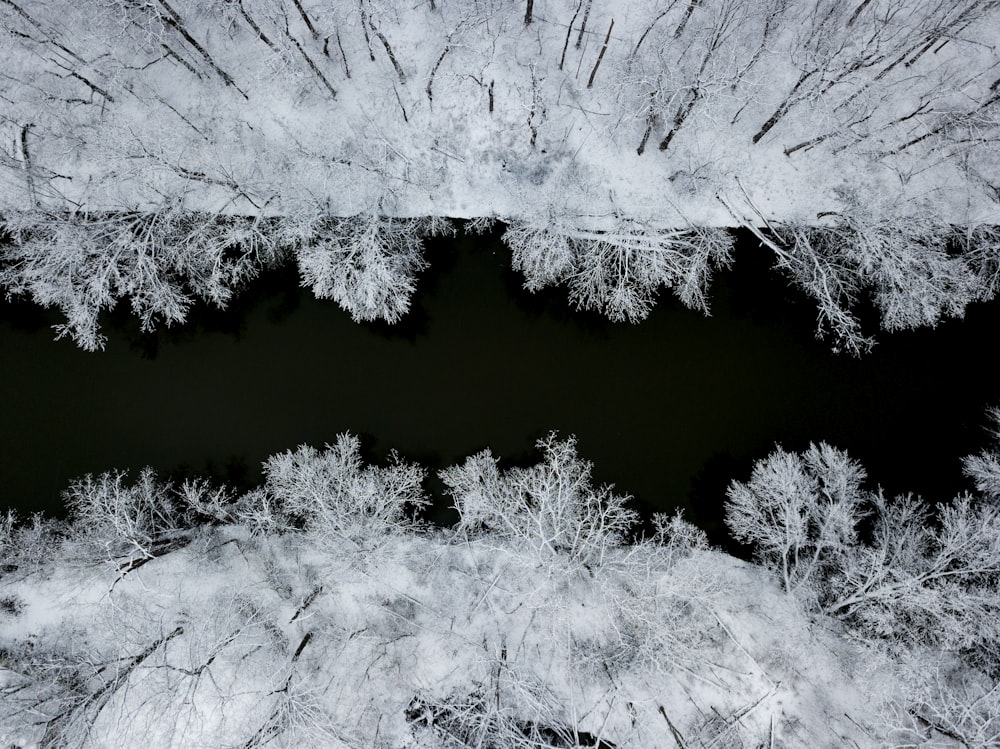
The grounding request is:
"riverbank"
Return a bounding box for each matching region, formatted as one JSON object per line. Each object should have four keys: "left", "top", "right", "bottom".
{"left": 0, "top": 516, "right": 892, "bottom": 747}
{"left": 2, "top": 429, "right": 997, "bottom": 747}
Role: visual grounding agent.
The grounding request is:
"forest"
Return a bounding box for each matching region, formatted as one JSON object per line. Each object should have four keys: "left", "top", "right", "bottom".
{"left": 3, "top": 0, "right": 1000, "bottom": 746}
{"left": 2, "top": 0, "right": 999, "bottom": 352}
{"left": 2, "top": 426, "right": 999, "bottom": 747}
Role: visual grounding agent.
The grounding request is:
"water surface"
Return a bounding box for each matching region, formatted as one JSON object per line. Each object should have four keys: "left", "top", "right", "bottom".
{"left": 2, "top": 227, "right": 998, "bottom": 543}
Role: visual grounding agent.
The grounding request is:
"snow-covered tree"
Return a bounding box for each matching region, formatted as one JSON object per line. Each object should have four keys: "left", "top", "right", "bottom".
{"left": 778, "top": 200, "right": 976, "bottom": 354}
{"left": 963, "top": 406, "right": 1000, "bottom": 501}
{"left": 289, "top": 213, "right": 446, "bottom": 324}
{"left": 885, "top": 651, "right": 1000, "bottom": 749}
{"left": 828, "top": 492, "right": 1000, "bottom": 656}
{"left": 725, "top": 442, "right": 867, "bottom": 597}
{"left": 257, "top": 433, "right": 428, "bottom": 548}
{"left": 727, "top": 440, "right": 1000, "bottom": 659}
{"left": 63, "top": 467, "right": 185, "bottom": 563}
{"left": 728, "top": 433, "right": 1000, "bottom": 747}
{"left": 504, "top": 219, "right": 733, "bottom": 322}
{"left": 0, "top": 208, "right": 282, "bottom": 350}
{"left": 441, "top": 432, "right": 638, "bottom": 567}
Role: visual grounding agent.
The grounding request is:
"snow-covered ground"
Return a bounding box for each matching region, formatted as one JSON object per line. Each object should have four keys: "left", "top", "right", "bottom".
{"left": 3, "top": 431, "right": 997, "bottom": 748}
{"left": 0, "top": 524, "right": 897, "bottom": 748}
{"left": 1, "top": 0, "right": 997, "bottom": 227}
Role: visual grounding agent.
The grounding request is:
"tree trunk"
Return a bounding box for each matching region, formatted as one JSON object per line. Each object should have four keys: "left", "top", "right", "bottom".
{"left": 636, "top": 92, "right": 656, "bottom": 155}
{"left": 752, "top": 70, "right": 815, "bottom": 144}
{"left": 659, "top": 89, "right": 698, "bottom": 151}
{"left": 559, "top": 2, "right": 582, "bottom": 70}
{"left": 155, "top": 0, "right": 247, "bottom": 98}
{"left": 673, "top": 0, "right": 704, "bottom": 39}
{"left": 586, "top": 19, "right": 614, "bottom": 89}
{"left": 283, "top": 27, "right": 338, "bottom": 99}
{"left": 575, "top": 0, "right": 593, "bottom": 49}
{"left": 427, "top": 45, "right": 450, "bottom": 104}
{"left": 290, "top": 0, "right": 318, "bottom": 37}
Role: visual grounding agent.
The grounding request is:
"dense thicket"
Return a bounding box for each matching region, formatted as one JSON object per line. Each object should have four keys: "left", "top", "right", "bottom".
{"left": 2, "top": 0, "right": 1000, "bottom": 351}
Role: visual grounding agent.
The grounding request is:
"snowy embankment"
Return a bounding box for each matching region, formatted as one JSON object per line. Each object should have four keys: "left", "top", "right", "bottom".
{"left": 2, "top": 429, "right": 999, "bottom": 748}
{"left": 0, "top": 531, "right": 886, "bottom": 748}
{"left": 2, "top": 0, "right": 1000, "bottom": 352}
{"left": 2, "top": 0, "right": 998, "bottom": 225}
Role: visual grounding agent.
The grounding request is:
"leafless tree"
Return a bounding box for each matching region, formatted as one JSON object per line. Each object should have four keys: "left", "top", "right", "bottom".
{"left": 288, "top": 213, "right": 445, "bottom": 324}
{"left": 726, "top": 442, "right": 868, "bottom": 597}
{"left": 1, "top": 208, "right": 283, "bottom": 350}
{"left": 727, "top": 437, "right": 1000, "bottom": 659}
{"left": 441, "top": 432, "right": 638, "bottom": 568}
{"left": 505, "top": 218, "right": 733, "bottom": 322}
{"left": 260, "top": 433, "right": 428, "bottom": 549}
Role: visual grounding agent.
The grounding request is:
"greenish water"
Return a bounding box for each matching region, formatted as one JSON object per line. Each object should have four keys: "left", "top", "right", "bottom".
{"left": 2, "top": 227, "right": 998, "bottom": 544}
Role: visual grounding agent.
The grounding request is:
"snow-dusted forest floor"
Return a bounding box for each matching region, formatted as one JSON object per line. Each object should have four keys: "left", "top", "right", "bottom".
{"left": 2, "top": 0, "right": 998, "bottom": 226}
{"left": 0, "top": 531, "right": 892, "bottom": 748}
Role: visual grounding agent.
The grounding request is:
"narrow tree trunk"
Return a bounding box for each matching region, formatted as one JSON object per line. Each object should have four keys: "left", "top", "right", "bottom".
{"left": 559, "top": 2, "right": 582, "bottom": 70}
{"left": 69, "top": 72, "right": 115, "bottom": 102}
{"left": 658, "top": 89, "right": 698, "bottom": 151}
{"left": 372, "top": 25, "right": 406, "bottom": 83}
{"left": 19, "top": 123, "right": 36, "bottom": 206}
{"left": 633, "top": 9, "right": 670, "bottom": 60}
{"left": 282, "top": 27, "right": 338, "bottom": 99}
{"left": 732, "top": 10, "right": 782, "bottom": 93}
{"left": 575, "top": 0, "right": 593, "bottom": 49}
{"left": 752, "top": 70, "right": 815, "bottom": 144}
{"left": 155, "top": 0, "right": 247, "bottom": 98}
{"left": 636, "top": 92, "right": 656, "bottom": 155}
{"left": 784, "top": 133, "right": 831, "bottom": 157}
{"left": 673, "top": 0, "right": 703, "bottom": 39}
{"left": 358, "top": 8, "right": 376, "bottom": 61}
{"left": 237, "top": 0, "right": 276, "bottom": 49}
{"left": 528, "top": 71, "right": 540, "bottom": 146}
{"left": 524, "top": 0, "right": 533, "bottom": 25}
{"left": 846, "top": 0, "right": 873, "bottom": 27}
{"left": 426, "top": 45, "right": 450, "bottom": 104}
{"left": 336, "top": 31, "right": 351, "bottom": 77}
{"left": 1, "top": 0, "right": 84, "bottom": 63}
{"left": 290, "top": 0, "right": 318, "bottom": 38}
{"left": 658, "top": 706, "right": 689, "bottom": 749}
{"left": 905, "top": 34, "right": 939, "bottom": 68}
{"left": 161, "top": 43, "right": 202, "bottom": 77}
{"left": 586, "top": 19, "right": 614, "bottom": 89}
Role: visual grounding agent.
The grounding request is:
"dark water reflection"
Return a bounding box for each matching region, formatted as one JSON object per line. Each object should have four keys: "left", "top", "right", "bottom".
{"left": 2, "top": 226, "right": 998, "bottom": 546}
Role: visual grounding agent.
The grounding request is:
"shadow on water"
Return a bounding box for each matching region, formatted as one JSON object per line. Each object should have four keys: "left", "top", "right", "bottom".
{"left": 3, "top": 226, "right": 1000, "bottom": 559}
{"left": 358, "top": 233, "right": 460, "bottom": 343}
{"left": 0, "top": 294, "right": 64, "bottom": 336}
{"left": 102, "top": 261, "right": 304, "bottom": 359}
{"left": 686, "top": 451, "right": 744, "bottom": 548}
{"left": 498, "top": 270, "right": 618, "bottom": 340}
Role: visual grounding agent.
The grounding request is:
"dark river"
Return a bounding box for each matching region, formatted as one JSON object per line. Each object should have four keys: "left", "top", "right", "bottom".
{"left": 2, "top": 226, "right": 999, "bottom": 544}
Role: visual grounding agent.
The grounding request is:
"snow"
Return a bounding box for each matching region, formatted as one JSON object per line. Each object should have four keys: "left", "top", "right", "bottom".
{"left": 0, "top": 0, "right": 997, "bottom": 229}
{"left": 4, "top": 428, "right": 997, "bottom": 747}
{"left": 0, "top": 525, "right": 903, "bottom": 747}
